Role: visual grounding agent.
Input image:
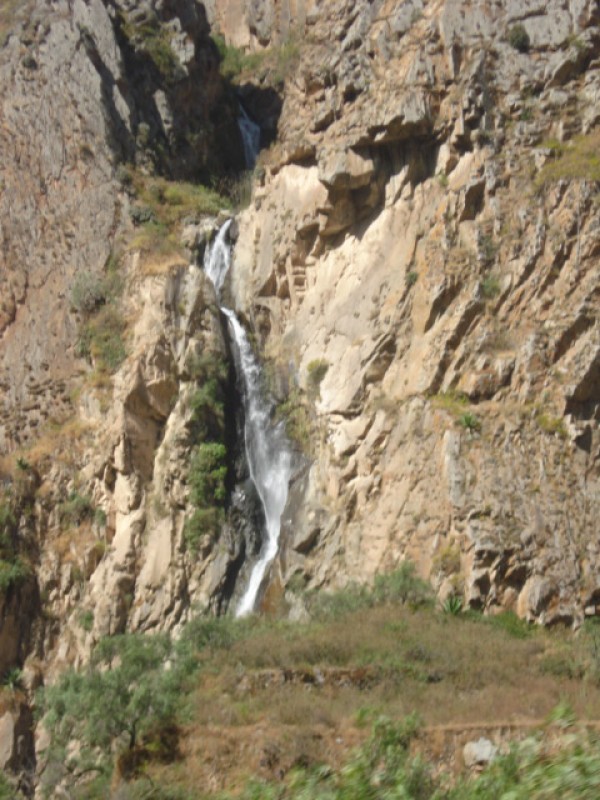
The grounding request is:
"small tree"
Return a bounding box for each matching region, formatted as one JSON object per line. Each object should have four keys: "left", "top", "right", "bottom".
{"left": 41, "top": 634, "right": 179, "bottom": 763}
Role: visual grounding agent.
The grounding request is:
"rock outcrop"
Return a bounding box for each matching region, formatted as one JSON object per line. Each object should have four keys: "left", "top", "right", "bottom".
{"left": 231, "top": 0, "right": 600, "bottom": 627}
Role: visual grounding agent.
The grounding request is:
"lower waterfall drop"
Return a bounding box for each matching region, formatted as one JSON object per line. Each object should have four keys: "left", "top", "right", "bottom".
{"left": 203, "top": 221, "right": 292, "bottom": 616}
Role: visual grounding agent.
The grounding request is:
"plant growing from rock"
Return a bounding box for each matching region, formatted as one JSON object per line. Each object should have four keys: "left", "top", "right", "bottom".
{"left": 508, "top": 24, "right": 530, "bottom": 53}
{"left": 307, "top": 358, "right": 329, "bottom": 400}
{"left": 457, "top": 412, "right": 481, "bottom": 432}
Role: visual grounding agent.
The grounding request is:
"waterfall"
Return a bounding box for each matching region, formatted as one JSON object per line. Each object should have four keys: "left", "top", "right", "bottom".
{"left": 237, "top": 104, "right": 261, "bottom": 170}
{"left": 203, "top": 222, "right": 292, "bottom": 616}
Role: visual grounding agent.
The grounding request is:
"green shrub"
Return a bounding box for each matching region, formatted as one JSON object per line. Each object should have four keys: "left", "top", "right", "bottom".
{"left": 508, "top": 24, "right": 530, "bottom": 53}
{"left": 442, "top": 596, "right": 463, "bottom": 616}
{"left": 189, "top": 442, "right": 228, "bottom": 506}
{"left": 0, "top": 771, "right": 22, "bottom": 800}
{"left": 58, "top": 492, "right": 94, "bottom": 527}
{"left": 80, "top": 306, "right": 127, "bottom": 372}
{"left": 2, "top": 667, "right": 23, "bottom": 691}
{"left": 457, "top": 412, "right": 481, "bottom": 432}
{"left": 0, "top": 558, "right": 29, "bottom": 592}
{"left": 373, "top": 562, "right": 434, "bottom": 608}
{"left": 121, "top": 15, "right": 182, "bottom": 81}
{"left": 307, "top": 359, "right": 329, "bottom": 400}
{"left": 275, "top": 390, "right": 312, "bottom": 453}
{"left": 481, "top": 274, "right": 501, "bottom": 298}
{"left": 78, "top": 610, "right": 94, "bottom": 633}
{"left": 70, "top": 270, "right": 109, "bottom": 313}
{"left": 184, "top": 443, "right": 227, "bottom": 552}
{"left": 309, "top": 562, "right": 433, "bottom": 620}
{"left": 41, "top": 633, "right": 179, "bottom": 761}
{"left": 484, "top": 610, "right": 533, "bottom": 639}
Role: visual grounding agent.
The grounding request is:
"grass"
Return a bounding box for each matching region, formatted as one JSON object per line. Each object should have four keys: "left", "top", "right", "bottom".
{"left": 306, "top": 359, "right": 329, "bottom": 399}
{"left": 120, "top": 13, "right": 182, "bottom": 82}
{"left": 127, "top": 169, "right": 231, "bottom": 227}
{"left": 124, "top": 169, "right": 232, "bottom": 271}
{"left": 536, "top": 130, "right": 600, "bottom": 187}
{"left": 212, "top": 33, "right": 301, "bottom": 86}
{"left": 37, "top": 566, "right": 600, "bottom": 798}
{"left": 535, "top": 409, "right": 568, "bottom": 439}
{"left": 480, "top": 273, "right": 501, "bottom": 299}
{"left": 429, "top": 390, "right": 470, "bottom": 417}
{"left": 275, "top": 390, "right": 312, "bottom": 453}
{"left": 143, "top": 603, "right": 600, "bottom": 797}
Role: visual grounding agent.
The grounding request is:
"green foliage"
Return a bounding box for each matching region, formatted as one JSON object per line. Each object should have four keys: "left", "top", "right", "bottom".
{"left": 483, "top": 611, "right": 533, "bottom": 640}
{"left": 0, "top": 499, "right": 28, "bottom": 593}
{"left": 121, "top": 14, "right": 183, "bottom": 81}
{"left": 275, "top": 389, "right": 312, "bottom": 453}
{"left": 187, "top": 352, "right": 228, "bottom": 440}
{"left": 429, "top": 390, "right": 469, "bottom": 417}
{"left": 536, "top": 410, "right": 568, "bottom": 438}
{"left": 184, "top": 443, "right": 227, "bottom": 552}
{"left": 78, "top": 610, "right": 94, "bottom": 632}
{"left": 2, "top": 667, "right": 23, "bottom": 691}
{"left": 73, "top": 257, "right": 126, "bottom": 374}
{"left": 0, "top": 771, "right": 22, "bottom": 800}
{"left": 129, "top": 171, "right": 232, "bottom": 230}
{"left": 406, "top": 270, "right": 419, "bottom": 287}
{"left": 0, "top": 558, "right": 28, "bottom": 592}
{"left": 373, "top": 562, "right": 434, "bottom": 608}
{"left": 184, "top": 352, "right": 230, "bottom": 553}
{"left": 212, "top": 33, "right": 300, "bottom": 85}
{"left": 442, "top": 596, "right": 463, "bottom": 616}
{"left": 41, "top": 633, "right": 178, "bottom": 758}
{"left": 480, "top": 273, "right": 500, "bottom": 299}
{"left": 0, "top": 502, "right": 15, "bottom": 533}
{"left": 78, "top": 305, "right": 127, "bottom": 372}
{"left": 308, "top": 562, "right": 433, "bottom": 621}
{"left": 94, "top": 507, "right": 107, "bottom": 528}
{"left": 70, "top": 270, "right": 109, "bottom": 313}
{"left": 450, "top": 731, "right": 600, "bottom": 799}
{"left": 307, "top": 359, "right": 329, "bottom": 399}
{"left": 508, "top": 24, "right": 530, "bottom": 53}
{"left": 457, "top": 412, "right": 481, "bottom": 432}
{"left": 536, "top": 131, "right": 600, "bottom": 186}
{"left": 58, "top": 492, "right": 94, "bottom": 527}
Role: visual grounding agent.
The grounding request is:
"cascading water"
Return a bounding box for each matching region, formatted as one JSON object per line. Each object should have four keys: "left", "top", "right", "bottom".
{"left": 237, "top": 104, "right": 261, "bottom": 170}
{"left": 203, "top": 221, "right": 292, "bottom": 616}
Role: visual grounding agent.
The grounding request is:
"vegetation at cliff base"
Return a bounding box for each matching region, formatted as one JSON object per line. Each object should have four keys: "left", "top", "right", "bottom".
{"left": 36, "top": 566, "right": 600, "bottom": 799}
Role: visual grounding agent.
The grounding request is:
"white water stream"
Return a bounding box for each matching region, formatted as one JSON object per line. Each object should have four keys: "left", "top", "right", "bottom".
{"left": 203, "top": 222, "right": 292, "bottom": 616}
{"left": 237, "top": 104, "right": 261, "bottom": 170}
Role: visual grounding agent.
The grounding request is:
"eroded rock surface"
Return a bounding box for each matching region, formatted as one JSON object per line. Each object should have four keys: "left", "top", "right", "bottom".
{"left": 231, "top": 0, "right": 600, "bottom": 627}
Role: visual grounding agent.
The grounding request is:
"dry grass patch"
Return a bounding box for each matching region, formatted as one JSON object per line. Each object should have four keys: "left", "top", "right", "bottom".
{"left": 536, "top": 129, "right": 600, "bottom": 186}
{"left": 181, "top": 607, "right": 600, "bottom": 739}
{"left": 19, "top": 418, "right": 93, "bottom": 472}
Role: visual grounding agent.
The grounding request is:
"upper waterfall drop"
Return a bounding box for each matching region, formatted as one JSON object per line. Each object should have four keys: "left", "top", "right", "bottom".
{"left": 202, "top": 221, "right": 292, "bottom": 616}
{"left": 237, "top": 104, "right": 261, "bottom": 170}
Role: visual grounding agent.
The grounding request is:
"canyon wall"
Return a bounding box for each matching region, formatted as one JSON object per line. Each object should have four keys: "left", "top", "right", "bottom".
{"left": 0, "top": 0, "right": 600, "bottom": 785}
{"left": 230, "top": 0, "right": 600, "bottom": 626}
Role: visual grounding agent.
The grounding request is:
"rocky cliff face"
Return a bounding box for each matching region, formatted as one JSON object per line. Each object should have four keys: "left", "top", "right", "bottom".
{"left": 230, "top": 0, "right": 600, "bottom": 627}
{"left": 1, "top": 0, "right": 600, "bottom": 790}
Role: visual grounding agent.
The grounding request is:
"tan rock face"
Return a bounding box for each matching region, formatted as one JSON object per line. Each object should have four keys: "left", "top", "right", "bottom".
{"left": 0, "top": 0, "right": 239, "bottom": 453}
{"left": 0, "top": 5, "right": 600, "bottom": 771}
{"left": 231, "top": 0, "right": 600, "bottom": 625}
